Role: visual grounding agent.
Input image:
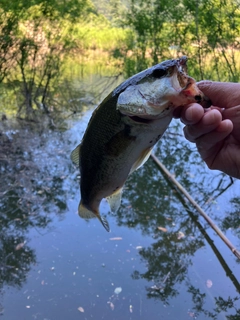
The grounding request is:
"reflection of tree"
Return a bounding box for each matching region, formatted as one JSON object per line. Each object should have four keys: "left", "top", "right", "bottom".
{"left": 221, "top": 198, "right": 240, "bottom": 239}
{"left": 131, "top": 217, "right": 205, "bottom": 302}
{"left": 0, "top": 120, "right": 77, "bottom": 293}
{"left": 215, "top": 296, "right": 240, "bottom": 320}
{"left": 0, "top": 120, "right": 75, "bottom": 215}
{"left": 113, "top": 122, "right": 240, "bottom": 319}
{"left": 133, "top": 242, "right": 189, "bottom": 301}
{"left": 0, "top": 233, "right": 35, "bottom": 288}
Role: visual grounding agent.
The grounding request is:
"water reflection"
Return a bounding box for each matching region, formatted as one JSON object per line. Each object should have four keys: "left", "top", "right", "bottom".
{"left": 221, "top": 198, "right": 240, "bottom": 239}
{"left": 0, "top": 108, "right": 240, "bottom": 318}
{"left": 0, "top": 120, "right": 77, "bottom": 293}
{"left": 0, "top": 74, "right": 123, "bottom": 318}
{"left": 112, "top": 120, "right": 240, "bottom": 319}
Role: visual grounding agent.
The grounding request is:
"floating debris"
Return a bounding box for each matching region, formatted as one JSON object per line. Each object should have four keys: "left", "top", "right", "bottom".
{"left": 107, "top": 302, "right": 114, "bottom": 310}
{"left": 206, "top": 279, "right": 213, "bottom": 288}
{"left": 177, "top": 231, "right": 185, "bottom": 240}
{"left": 158, "top": 227, "right": 167, "bottom": 232}
{"left": 188, "top": 311, "right": 196, "bottom": 318}
{"left": 15, "top": 242, "right": 26, "bottom": 250}
{"left": 114, "top": 287, "right": 122, "bottom": 295}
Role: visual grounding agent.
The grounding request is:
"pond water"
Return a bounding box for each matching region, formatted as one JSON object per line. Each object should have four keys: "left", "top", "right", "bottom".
{"left": 0, "top": 73, "right": 240, "bottom": 320}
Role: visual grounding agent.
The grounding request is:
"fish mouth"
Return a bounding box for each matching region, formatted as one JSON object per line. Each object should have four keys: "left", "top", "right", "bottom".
{"left": 117, "top": 56, "right": 211, "bottom": 120}
{"left": 173, "top": 57, "right": 211, "bottom": 108}
{"left": 128, "top": 115, "right": 154, "bottom": 123}
{"left": 172, "top": 57, "right": 195, "bottom": 92}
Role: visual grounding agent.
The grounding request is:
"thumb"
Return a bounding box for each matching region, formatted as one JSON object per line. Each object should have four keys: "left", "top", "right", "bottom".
{"left": 197, "top": 81, "right": 240, "bottom": 109}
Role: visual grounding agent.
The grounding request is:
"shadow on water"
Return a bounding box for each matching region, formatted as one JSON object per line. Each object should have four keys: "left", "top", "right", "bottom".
{"left": 0, "top": 86, "right": 240, "bottom": 319}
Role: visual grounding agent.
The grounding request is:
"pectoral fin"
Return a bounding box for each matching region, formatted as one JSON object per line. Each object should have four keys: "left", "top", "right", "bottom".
{"left": 130, "top": 147, "right": 152, "bottom": 174}
{"left": 70, "top": 144, "right": 81, "bottom": 166}
{"left": 78, "top": 201, "right": 110, "bottom": 232}
{"left": 106, "top": 187, "right": 123, "bottom": 213}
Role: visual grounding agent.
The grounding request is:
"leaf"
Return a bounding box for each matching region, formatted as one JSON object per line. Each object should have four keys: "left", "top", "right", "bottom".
{"left": 177, "top": 231, "right": 185, "bottom": 240}
{"left": 157, "top": 227, "right": 167, "bottom": 232}
{"left": 15, "top": 242, "right": 25, "bottom": 250}
{"left": 114, "top": 287, "right": 122, "bottom": 294}
{"left": 188, "top": 311, "right": 195, "bottom": 318}
{"left": 206, "top": 279, "right": 213, "bottom": 288}
{"left": 109, "top": 302, "right": 114, "bottom": 310}
{"left": 78, "top": 307, "right": 84, "bottom": 313}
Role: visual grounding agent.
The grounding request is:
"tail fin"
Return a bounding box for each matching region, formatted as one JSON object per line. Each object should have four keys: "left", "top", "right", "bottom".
{"left": 78, "top": 201, "right": 110, "bottom": 232}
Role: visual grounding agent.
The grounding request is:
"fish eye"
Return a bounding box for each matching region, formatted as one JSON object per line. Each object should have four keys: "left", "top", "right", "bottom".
{"left": 151, "top": 68, "right": 168, "bottom": 79}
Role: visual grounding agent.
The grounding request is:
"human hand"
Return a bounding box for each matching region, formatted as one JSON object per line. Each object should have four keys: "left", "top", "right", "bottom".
{"left": 174, "top": 81, "right": 240, "bottom": 178}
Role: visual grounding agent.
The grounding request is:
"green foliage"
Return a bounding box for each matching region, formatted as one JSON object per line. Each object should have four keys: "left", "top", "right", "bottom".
{"left": 0, "top": 0, "right": 95, "bottom": 118}
{"left": 0, "top": 0, "right": 93, "bottom": 19}
{"left": 1, "top": 0, "right": 240, "bottom": 118}
{"left": 180, "top": 0, "right": 240, "bottom": 81}
{"left": 124, "top": 0, "right": 240, "bottom": 81}
{"left": 71, "top": 17, "right": 130, "bottom": 51}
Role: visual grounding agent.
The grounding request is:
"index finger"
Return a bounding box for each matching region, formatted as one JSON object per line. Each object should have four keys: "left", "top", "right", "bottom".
{"left": 179, "top": 103, "right": 204, "bottom": 125}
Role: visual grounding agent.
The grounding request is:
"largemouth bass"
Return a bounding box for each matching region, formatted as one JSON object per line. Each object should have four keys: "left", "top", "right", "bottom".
{"left": 71, "top": 56, "right": 209, "bottom": 232}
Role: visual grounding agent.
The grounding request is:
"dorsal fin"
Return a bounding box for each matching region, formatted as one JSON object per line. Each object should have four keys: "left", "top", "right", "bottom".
{"left": 70, "top": 144, "right": 81, "bottom": 167}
